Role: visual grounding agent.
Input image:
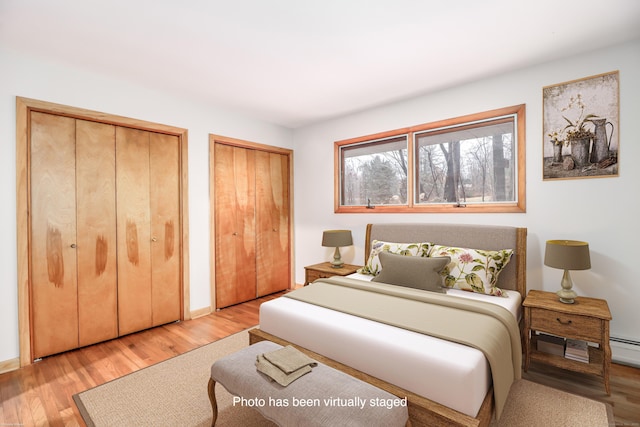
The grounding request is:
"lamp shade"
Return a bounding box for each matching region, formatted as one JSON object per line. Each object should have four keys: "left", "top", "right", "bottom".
{"left": 322, "top": 230, "right": 353, "bottom": 248}
{"left": 544, "top": 240, "right": 591, "bottom": 271}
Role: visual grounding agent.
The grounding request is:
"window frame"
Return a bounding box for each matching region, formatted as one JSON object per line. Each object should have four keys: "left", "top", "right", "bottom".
{"left": 334, "top": 104, "right": 526, "bottom": 213}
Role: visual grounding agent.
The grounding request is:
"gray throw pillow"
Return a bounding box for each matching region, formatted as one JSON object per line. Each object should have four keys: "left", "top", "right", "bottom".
{"left": 371, "top": 251, "right": 450, "bottom": 292}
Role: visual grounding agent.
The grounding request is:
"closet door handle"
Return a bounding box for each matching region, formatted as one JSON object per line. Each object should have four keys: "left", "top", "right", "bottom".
{"left": 232, "top": 232, "right": 238, "bottom": 236}
{"left": 151, "top": 237, "right": 157, "bottom": 242}
{"left": 70, "top": 244, "right": 77, "bottom": 248}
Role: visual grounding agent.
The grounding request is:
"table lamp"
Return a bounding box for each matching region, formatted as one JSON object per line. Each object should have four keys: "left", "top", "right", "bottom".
{"left": 544, "top": 239, "right": 591, "bottom": 304}
{"left": 322, "top": 230, "right": 353, "bottom": 268}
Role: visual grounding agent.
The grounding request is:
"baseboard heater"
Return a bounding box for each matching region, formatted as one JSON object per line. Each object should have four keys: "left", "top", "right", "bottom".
{"left": 610, "top": 336, "right": 640, "bottom": 368}
{"left": 611, "top": 336, "right": 640, "bottom": 347}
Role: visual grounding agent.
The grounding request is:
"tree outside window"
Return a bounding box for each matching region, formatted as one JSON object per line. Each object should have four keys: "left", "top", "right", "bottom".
{"left": 341, "top": 136, "right": 408, "bottom": 206}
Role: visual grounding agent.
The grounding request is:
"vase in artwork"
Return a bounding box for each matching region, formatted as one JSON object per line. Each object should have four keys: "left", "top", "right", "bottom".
{"left": 590, "top": 118, "right": 614, "bottom": 163}
{"left": 570, "top": 137, "right": 591, "bottom": 167}
{"left": 552, "top": 144, "right": 563, "bottom": 163}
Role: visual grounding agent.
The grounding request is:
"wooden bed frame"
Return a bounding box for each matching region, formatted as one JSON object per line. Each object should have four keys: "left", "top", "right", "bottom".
{"left": 250, "top": 223, "right": 527, "bottom": 427}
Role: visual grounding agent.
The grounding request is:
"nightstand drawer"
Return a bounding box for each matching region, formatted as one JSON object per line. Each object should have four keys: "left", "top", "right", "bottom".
{"left": 530, "top": 308, "right": 602, "bottom": 342}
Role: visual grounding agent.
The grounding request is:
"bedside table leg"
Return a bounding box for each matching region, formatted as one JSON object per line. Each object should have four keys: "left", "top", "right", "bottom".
{"left": 603, "top": 323, "right": 611, "bottom": 395}
{"left": 604, "top": 343, "right": 611, "bottom": 395}
{"left": 523, "top": 315, "right": 531, "bottom": 372}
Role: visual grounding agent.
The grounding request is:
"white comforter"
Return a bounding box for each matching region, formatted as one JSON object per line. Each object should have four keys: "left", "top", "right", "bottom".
{"left": 258, "top": 273, "right": 521, "bottom": 417}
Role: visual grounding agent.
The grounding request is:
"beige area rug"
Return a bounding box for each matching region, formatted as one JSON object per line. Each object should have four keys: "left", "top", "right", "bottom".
{"left": 490, "top": 379, "right": 614, "bottom": 427}
{"left": 74, "top": 329, "right": 613, "bottom": 427}
{"left": 74, "top": 329, "right": 272, "bottom": 427}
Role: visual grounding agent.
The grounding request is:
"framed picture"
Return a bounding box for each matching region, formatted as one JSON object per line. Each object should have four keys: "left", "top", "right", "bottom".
{"left": 543, "top": 71, "right": 619, "bottom": 180}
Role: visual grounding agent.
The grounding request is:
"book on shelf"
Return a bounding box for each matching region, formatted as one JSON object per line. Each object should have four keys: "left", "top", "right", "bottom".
{"left": 536, "top": 333, "right": 565, "bottom": 356}
{"left": 565, "top": 338, "right": 589, "bottom": 363}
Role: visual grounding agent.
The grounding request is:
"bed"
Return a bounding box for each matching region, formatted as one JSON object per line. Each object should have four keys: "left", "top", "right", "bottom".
{"left": 249, "top": 223, "right": 527, "bottom": 427}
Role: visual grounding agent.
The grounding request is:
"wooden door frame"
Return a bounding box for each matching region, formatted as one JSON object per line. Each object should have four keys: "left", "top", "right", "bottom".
{"left": 209, "top": 134, "right": 295, "bottom": 311}
{"left": 16, "top": 97, "right": 190, "bottom": 367}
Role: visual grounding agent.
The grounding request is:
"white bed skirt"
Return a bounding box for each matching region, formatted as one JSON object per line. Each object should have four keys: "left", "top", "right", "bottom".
{"left": 259, "top": 283, "right": 521, "bottom": 417}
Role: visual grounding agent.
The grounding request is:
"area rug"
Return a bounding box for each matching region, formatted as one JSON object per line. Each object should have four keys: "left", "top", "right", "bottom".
{"left": 74, "top": 329, "right": 613, "bottom": 427}
{"left": 489, "top": 379, "right": 613, "bottom": 427}
{"left": 74, "top": 328, "right": 272, "bottom": 427}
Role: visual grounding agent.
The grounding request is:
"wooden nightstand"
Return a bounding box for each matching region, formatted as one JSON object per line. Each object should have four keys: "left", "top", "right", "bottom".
{"left": 304, "top": 262, "right": 361, "bottom": 286}
{"left": 523, "top": 289, "right": 612, "bottom": 394}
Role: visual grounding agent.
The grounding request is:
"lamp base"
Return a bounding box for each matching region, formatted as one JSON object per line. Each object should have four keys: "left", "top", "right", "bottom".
{"left": 557, "top": 269, "right": 577, "bottom": 304}
{"left": 556, "top": 289, "right": 577, "bottom": 304}
{"left": 331, "top": 247, "right": 344, "bottom": 268}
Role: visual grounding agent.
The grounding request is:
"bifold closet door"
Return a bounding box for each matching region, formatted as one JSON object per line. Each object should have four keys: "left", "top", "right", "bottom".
{"left": 149, "top": 132, "right": 181, "bottom": 326}
{"left": 30, "top": 112, "right": 79, "bottom": 358}
{"left": 75, "top": 120, "right": 118, "bottom": 347}
{"left": 116, "top": 127, "right": 153, "bottom": 335}
{"left": 27, "top": 104, "right": 183, "bottom": 360}
{"left": 255, "top": 151, "right": 290, "bottom": 297}
{"left": 30, "top": 113, "right": 118, "bottom": 359}
{"left": 214, "top": 143, "right": 257, "bottom": 308}
{"left": 116, "top": 127, "right": 182, "bottom": 334}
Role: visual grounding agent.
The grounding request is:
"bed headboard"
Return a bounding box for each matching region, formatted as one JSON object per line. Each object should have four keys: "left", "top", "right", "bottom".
{"left": 365, "top": 223, "right": 527, "bottom": 298}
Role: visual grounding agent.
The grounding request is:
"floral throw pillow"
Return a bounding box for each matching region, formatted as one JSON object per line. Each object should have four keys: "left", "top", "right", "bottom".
{"left": 429, "top": 244, "right": 513, "bottom": 297}
{"left": 358, "top": 240, "right": 432, "bottom": 276}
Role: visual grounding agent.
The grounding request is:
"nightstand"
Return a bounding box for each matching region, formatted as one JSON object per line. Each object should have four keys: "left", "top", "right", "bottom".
{"left": 304, "top": 262, "right": 361, "bottom": 286}
{"left": 523, "top": 289, "right": 612, "bottom": 394}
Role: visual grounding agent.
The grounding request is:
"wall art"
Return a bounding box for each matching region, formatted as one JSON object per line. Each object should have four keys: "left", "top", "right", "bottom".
{"left": 543, "top": 71, "right": 619, "bottom": 180}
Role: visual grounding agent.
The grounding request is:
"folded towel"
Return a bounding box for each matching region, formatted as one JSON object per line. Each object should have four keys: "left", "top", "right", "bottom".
{"left": 256, "top": 354, "right": 313, "bottom": 386}
{"left": 255, "top": 345, "right": 318, "bottom": 386}
{"left": 262, "top": 345, "right": 318, "bottom": 374}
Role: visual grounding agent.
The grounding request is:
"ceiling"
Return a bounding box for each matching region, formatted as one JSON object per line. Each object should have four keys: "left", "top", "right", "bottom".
{"left": 2, "top": 0, "right": 640, "bottom": 128}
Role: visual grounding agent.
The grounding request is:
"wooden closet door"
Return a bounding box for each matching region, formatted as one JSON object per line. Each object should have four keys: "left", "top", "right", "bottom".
{"left": 149, "top": 132, "right": 181, "bottom": 326}
{"left": 75, "top": 120, "right": 118, "bottom": 346}
{"left": 255, "top": 151, "right": 290, "bottom": 296}
{"left": 30, "top": 112, "right": 79, "bottom": 359}
{"left": 214, "top": 143, "right": 257, "bottom": 308}
{"left": 116, "top": 127, "right": 153, "bottom": 335}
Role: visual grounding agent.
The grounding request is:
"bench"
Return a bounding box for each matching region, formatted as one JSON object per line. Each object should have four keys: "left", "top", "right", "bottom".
{"left": 209, "top": 341, "right": 409, "bottom": 426}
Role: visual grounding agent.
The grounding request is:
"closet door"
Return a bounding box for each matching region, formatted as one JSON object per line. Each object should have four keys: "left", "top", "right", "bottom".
{"left": 76, "top": 120, "right": 118, "bottom": 346}
{"left": 30, "top": 112, "right": 78, "bottom": 359}
{"left": 19, "top": 98, "right": 188, "bottom": 365}
{"left": 255, "top": 151, "right": 290, "bottom": 296}
{"left": 116, "top": 127, "right": 153, "bottom": 335}
{"left": 149, "top": 132, "right": 181, "bottom": 325}
{"left": 214, "top": 143, "right": 257, "bottom": 308}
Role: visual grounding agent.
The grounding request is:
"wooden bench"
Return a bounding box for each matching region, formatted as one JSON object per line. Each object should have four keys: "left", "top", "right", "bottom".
{"left": 209, "top": 341, "right": 409, "bottom": 426}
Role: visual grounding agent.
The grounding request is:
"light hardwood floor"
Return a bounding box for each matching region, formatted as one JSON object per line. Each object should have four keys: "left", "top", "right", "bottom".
{"left": 1, "top": 291, "right": 638, "bottom": 426}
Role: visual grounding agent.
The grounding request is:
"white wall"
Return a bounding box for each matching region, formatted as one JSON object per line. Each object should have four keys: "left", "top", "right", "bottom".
{"left": 292, "top": 39, "right": 640, "bottom": 365}
{"left": 0, "top": 47, "right": 293, "bottom": 363}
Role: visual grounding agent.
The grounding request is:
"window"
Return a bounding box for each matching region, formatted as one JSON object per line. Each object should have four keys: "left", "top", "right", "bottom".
{"left": 335, "top": 105, "right": 525, "bottom": 213}
{"left": 341, "top": 135, "right": 408, "bottom": 206}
